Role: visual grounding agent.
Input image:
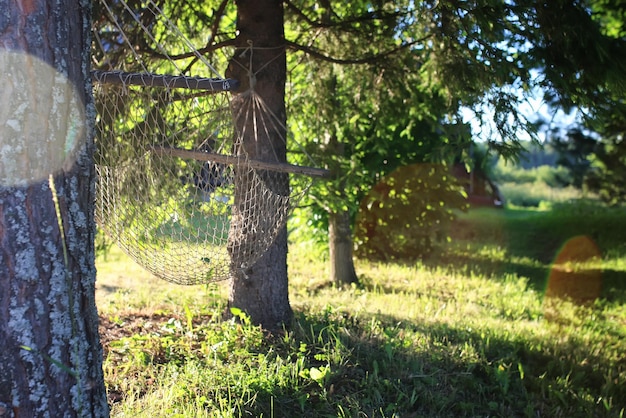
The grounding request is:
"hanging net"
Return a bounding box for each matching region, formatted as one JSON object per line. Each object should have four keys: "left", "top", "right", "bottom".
{"left": 91, "top": 0, "right": 323, "bottom": 284}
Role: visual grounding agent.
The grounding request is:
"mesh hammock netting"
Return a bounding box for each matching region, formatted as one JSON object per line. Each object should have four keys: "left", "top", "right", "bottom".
{"left": 92, "top": 0, "right": 319, "bottom": 284}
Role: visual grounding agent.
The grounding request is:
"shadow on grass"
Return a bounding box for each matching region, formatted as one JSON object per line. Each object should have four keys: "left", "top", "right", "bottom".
{"left": 101, "top": 295, "right": 626, "bottom": 417}
{"left": 397, "top": 205, "right": 626, "bottom": 304}
{"left": 421, "top": 252, "right": 626, "bottom": 304}
{"left": 600, "top": 269, "right": 626, "bottom": 302}
{"left": 97, "top": 284, "right": 124, "bottom": 296}
{"left": 238, "top": 309, "right": 626, "bottom": 417}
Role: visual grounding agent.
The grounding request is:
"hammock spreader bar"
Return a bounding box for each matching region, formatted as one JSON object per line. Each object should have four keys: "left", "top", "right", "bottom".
{"left": 152, "top": 146, "right": 331, "bottom": 179}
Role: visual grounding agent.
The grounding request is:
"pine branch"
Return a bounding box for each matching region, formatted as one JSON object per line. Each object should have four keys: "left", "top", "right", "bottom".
{"left": 284, "top": 0, "right": 412, "bottom": 31}
{"left": 285, "top": 37, "right": 428, "bottom": 65}
{"left": 182, "top": 0, "right": 232, "bottom": 74}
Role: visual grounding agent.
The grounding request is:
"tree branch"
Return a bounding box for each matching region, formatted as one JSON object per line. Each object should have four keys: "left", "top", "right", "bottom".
{"left": 91, "top": 70, "right": 239, "bottom": 91}
{"left": 139, "top": 39, "right": 237, "bottom": 64}
{"left": 284, "top": 0, "right": 411, "bottom": 31}
{"left": 285, "top": 37, "right": 428, "bottom": 65}
{"left": 284, "top": 0, "right": 317, "bottom": 27}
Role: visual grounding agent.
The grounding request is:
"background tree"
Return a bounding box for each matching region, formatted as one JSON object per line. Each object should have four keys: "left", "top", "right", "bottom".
{"left": 538, "top": 0, "right": 626, "bottom": 205}
{"left": 0, "top": 0, "right": 109, "bottom": 416}
{"left": 286, "top": 0, "right": 626, "bottom": 284}
{"left": 579, "top": 0, "right": 626, "bottom": 205}
{"left": 585, "top": 122, "right": 626, "bottom": 205}
{"left": 547, "top": 121, "right": 626, "bottom": 205}
{"left": 288, "top": 51, "right": 471, "bottom": 281}
{"left": 550, "top": 127, "right": 597, "bottom": 188}
{"left": 285, "top": 1, "right": 536, "bottom": 284}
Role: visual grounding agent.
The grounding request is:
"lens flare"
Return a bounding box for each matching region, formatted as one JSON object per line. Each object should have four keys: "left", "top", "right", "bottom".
{"left": 0, "top": 50, "right": 85, "bottom": 187}
{"left": 545, "top": 235, "right": 602, "bottom": 304}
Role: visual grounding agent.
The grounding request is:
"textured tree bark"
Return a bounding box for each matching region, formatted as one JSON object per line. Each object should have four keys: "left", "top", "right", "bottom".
{"left": 226, "top": 0, "right": 293, "bottom": 329}
{"left": 0, "top": 1, "right": 109, "bottom": 417}
{"left": 328, "top": 210, "right": 359, "bottom": 285}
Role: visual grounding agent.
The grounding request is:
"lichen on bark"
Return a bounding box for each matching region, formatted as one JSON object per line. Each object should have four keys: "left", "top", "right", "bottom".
{"left": 0, "top": 0, "right": 108, "bottom": 416}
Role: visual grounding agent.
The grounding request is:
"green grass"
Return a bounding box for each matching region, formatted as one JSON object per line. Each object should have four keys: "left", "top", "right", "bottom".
{"left": 437, "top": 202, "right": 626, "bottom": 300}
{"left": 96, "top": 201, "right": 626, "bottom": 417}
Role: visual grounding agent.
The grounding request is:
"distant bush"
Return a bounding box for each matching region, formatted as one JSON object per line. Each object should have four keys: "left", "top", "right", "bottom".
{"left": 499, "top": 182, "right": 582, "bottom": 208}
{"left": 491, "top": 158, "right": 586, "bottom": 207}
{"left": 493, "top": 161, "right": 571, "bottom": 187}
{"left": 493, "top": 162, "right": 535, "bottom": 184}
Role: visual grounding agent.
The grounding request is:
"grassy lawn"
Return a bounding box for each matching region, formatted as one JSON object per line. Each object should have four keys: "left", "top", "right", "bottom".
{"left": 96, "top": 202, "right": 626, "bottom": 417}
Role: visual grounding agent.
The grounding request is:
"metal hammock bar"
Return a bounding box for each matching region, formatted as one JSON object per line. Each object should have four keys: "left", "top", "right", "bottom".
{"left": 91, "top": 70, "right": 240, "bottom": 92}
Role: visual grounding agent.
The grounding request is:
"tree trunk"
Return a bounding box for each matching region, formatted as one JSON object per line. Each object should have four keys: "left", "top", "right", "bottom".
{"left": 226, "top": 0, "right": 292, "bottom": 329}
{"left": 0, "top": 1, "right": 109, "bottom": 417}
{"left": 329, "top": 210, "right": 359, "bottom": 285}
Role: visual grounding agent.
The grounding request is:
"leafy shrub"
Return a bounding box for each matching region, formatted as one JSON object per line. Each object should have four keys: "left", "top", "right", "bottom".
{"left": 288, "top": 207, "right": 329, "bottom": 262}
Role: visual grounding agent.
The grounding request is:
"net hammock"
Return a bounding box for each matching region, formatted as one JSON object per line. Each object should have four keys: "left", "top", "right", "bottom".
{"left": 91, "top": 0, "right": 322, "bottom": 284}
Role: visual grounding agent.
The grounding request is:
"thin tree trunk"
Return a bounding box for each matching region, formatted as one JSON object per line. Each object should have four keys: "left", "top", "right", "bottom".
{"left": 317, "top": 68, "right": 359, "bottom": 286}
{"left": 329, "top": 210, "right": 359, "bottom": 285}
{"left": 226, "top": 0, "right": 292, "bottom": 329}
{"left": 0, "top": 1, "right": 108, "bottom": 416}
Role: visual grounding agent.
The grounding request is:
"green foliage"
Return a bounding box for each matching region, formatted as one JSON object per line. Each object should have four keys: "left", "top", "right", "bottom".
{"left": 354, "top": 163, "right": 468, "bottom": 261}
{"left": 286, "top": 0, "right": 626, "bottom": 248}
{"left": 92, "top": 0, "right": 234, "bottom": 75}
{"left": 530, "top": 1, "right": 626, "bottom": 111}
{"left": 288, "top": 207, "right": 329, "bottom": 259}
{"left": 528, "top": 116, "right": 626, "bottom": 206}
{"left": 530, "top": 0, "right": 626, "bottom": 207}
{"left": 550, "top": 128, "right": 597, "bottom": 188}
{"left": 591, "top": 0, "right": 626, "bottom": 38}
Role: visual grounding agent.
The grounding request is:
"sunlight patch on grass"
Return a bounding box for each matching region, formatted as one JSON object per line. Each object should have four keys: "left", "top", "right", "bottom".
{"left": 96, "top": 245, "right": 228, "bottom": 316}
{"left": 291, "top": 260, "right": 546, "bottom": 338}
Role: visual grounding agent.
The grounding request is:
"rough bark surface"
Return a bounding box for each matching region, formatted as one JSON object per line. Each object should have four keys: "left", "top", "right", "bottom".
{"left": 226, "top": 0, "right": 293, "bottom": 329}
{"left": 329, "top": 210, "right": 359, "bottom": 285}
{"left": 0, "top": 1, "right": 109, "bottom": 417}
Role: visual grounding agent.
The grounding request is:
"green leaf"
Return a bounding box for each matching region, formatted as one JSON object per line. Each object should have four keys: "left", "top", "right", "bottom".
{"left": 309, "top": 366, "right": 329, "bottom": 385}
